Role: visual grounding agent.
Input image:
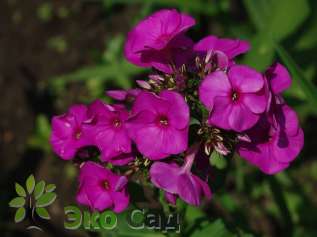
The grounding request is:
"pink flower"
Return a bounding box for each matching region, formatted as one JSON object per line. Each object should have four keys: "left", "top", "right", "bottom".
{"left": 76, "top": 161, "right": 129, "bottom": 212}
{"left": 199, "top": 65, "right": 267, "bottom": 132}
{"left": 127, "top": 90, "right": 189, "bottom": 160}
{"left": 88, "top": 100, "right": 133, "bottom": 164}
{"left": 124, "top": 9, "right": 195, "bottom": 73}
{"left": 50, "top": 104, "right": 94, "bottom": 160}
{"left": 106, "top": 89, "right": 140, "bottom": 101}
{"left": 265, "top": 63, "right": 291, "bottom": 95}
{"left": 237, "top": 63, "right": 304, "bottom": 174}
{"left": 237, "top": 104, "right": 304, "bottom": 174}
{"left": 150, "top": 146, "right": 212, "bottom": 206}
{"left": 194, "top": 35, "right": 250, "bottom": 69}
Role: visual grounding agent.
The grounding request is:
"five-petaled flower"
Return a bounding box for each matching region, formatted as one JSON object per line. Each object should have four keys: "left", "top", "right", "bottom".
{"left": 199, "top": 65, "right": 267, "bottom": 132}
{"left": 127, "top": 90, "right": 190, "bottom": 160}
{"left": 76, "top": 161, "right": 129, "bottom": 213}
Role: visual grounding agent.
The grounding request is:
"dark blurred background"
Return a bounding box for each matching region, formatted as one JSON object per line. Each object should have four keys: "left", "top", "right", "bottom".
{"left": 1, "top": 0, "right": 317, "bottom": 237}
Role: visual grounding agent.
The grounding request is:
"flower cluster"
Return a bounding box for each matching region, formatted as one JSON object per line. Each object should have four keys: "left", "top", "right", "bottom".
{"left": 50, "top": 9, "right": 304, "bottom": 213}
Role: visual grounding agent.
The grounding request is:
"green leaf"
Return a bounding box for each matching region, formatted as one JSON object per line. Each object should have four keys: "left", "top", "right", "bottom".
{"left": 185, "top": 206, "right": 206, "bottom": 223}
{"left": 34, "top": 181, "right": 46, "bottom": 200}
{"left": 243, "top": 33, "right": 275, "bottom": 70}
{"left": 210, "top": 152, "right": 227, "bottom": 170}
{"left": 190, "top": 219, "right": 234, "bottom": 237}
{"left": 15, "top": 207, "right": 26, "bottom": 223}
{"left": 36, "top": 192, "right": 56, "bottom": 207}
{"left": 9, "top": 197, "right": 25, "bottom": 208}
{"left": 45, "top": 184, "right": 56, "bottom": 192}
{"left": 243, "top": 0, "right": 310, "bottom": 41}
{"left": 15, "top": 183, "right": 26, "bottom": 197}
{"left": 26, "top": 175, "right": 35, "bottom": 194}
{"left": 35, "top": 207, "right": 50, "bottom": 220}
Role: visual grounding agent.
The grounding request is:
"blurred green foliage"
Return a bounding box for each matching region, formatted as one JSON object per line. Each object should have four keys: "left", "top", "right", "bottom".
{"left": 24, "top": 0, "right": 317, "bottom": 236}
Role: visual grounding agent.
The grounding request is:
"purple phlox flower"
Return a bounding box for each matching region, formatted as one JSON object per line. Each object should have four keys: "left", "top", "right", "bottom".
{"left": 106, "top": 89, "right": 141, "bottom": 101}
{"left": 199, "top": 65, "right": 267, "bottom": 132}
{"left": 76, "top": 161, "right": 129, "bottom": 213}
{"left": 194, "top": 35, "right": 250, "bottom": 69}
{"left": 237, "top": 104, "right": 304, "bottom": 174}
{"left": 88, "top": 100, "right": 132, "bottom": 164}
{"left": 265, "top": 63, "right": 292, "bottom": 96}
{"left": 50, "top": 104, "right": 95, "bottom": 160}
{"left": 127, "top": 90, "right": 189, "bottom": 160}
{"left": 150, "top": 145, "right": 212, "bottom": 206}
{"left": 124, "top": 9, "right": 195, "bottom": 73}
{"left": 237, "top": 63, "right": 304, "bottom": 174}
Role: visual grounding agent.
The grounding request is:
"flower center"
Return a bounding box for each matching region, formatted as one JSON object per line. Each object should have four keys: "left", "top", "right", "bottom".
{"left": 158, "top": 115, "right": 169, "bottom": 127}
{"left": 231, "top": 90, "right": 239, "bottom": 102}
{"left": 112, "top": 118, "right": 122, "bottom": 128}
{"left": 103, "top": 180, "right": 110, "bottom": 190}
{"left": 74, "top": 128, "right": 82, "bottom": 140}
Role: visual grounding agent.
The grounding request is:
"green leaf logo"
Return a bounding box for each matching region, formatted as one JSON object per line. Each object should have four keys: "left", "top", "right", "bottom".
{"left": 15, "top": 183, "right": 26, "bottom": 197}
{"left": 9, "top": 174, "right": 57, "bottom": 228}
{"left": 9, "top": 197, "right": 25, "bottom": 208}
{"left": 36, "top": 192, "right": 57, "bottom": 207}
{"left": 34, "top": 181, "right": 46, "bottom": 200}
{"left": 15, "top": 207, "right": 26, "bottom": 223}
{"left": 35, "top": 207, "right": 50, "bottom": 220}
{"left": 26, "top": 175, "right": 35, "bottom": 194}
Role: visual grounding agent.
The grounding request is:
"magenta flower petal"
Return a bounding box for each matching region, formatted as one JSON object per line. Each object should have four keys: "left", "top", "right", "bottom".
{"left": 133, "top": 124, "right": 169, "bottom": 159}
{"left": 229, "top": 103, "right": 259, "bottom": 132}
{"left": 128, "top": 9, "right": 195, "bottom": 51}
{"left": 242, "top": 89, "right": 267, "bottom": 114}
{"left": 193, "top": 35, "right": 218, "bottom": 52}
{"left": 177, "top": 174, "right": 200, "bottom": 206}
{"left": 192, "top": 176, "right": 212, "bottom": 200}
{"left": 199, "top": 71, "right": 231, "bottom": 110}
{"left": 108, "top": 153, "right": 134, "bottom": 166}
{"left": 76, "top": 181, "right": 92, "bottom": 207}
{"left": 149, "top": 150, "right": 212, "bottom": 206}
{"left": 165, "top": 192, "right": 177, "bottom": 205}
{"left": 238, "top": 142, "right": 289, "bottom": 175}
{"left": 273, "top": 102, "right": 300, "bottom": 137}
{"left": 229, "top": 65, "right": 264, "bottom": 93}
{"left": 160, "top": 127, "right": 188, "bottom": 155}
{"left": 273, "top": 128, "right": 304, "bottom": 163}
{"left": 208, "top": 96, "right": 232, "bottom": 130}
{"left": 106, "top": 90, "right": 128, "bottom": 101}
{"left": 112, "top": 191, "right": 130, "bottom": 213}
{"left": 124, "top": 9, "right": 195, "bottom": 73}
{"left": 238, "top": 103, "right": 304, "bottom": 174}
{"left": 50, "top": 104, "right": 95, "bottom": 160}
{"left": 200, "top": 65, "right": 267, "bottom": 131}
{"left": 266, "top": 63, "right": 291, "bottom": 94}
{"left": 93, "top": 193, "right": 113, "bottom": 212}
{"left": 88, "top": 100, "right": 132, "bottom": 163}
{"left": 213, "top": 38, "right": 250, "bottom": 59}
{"left": 131, "top": 91, "right": 169, "bottom": 115}
{"left": 159, "top": 90, "right": 190, "bottom": 129}
{"left": 127, "top": 90, "right": 189, "bottom": 160}
{"left": 150, "top": 162, "right": 180, "bottom": 193}
{"left": 194, "top": 35, "right": 250, "bottom": 60}
{"left": 76, "top": 162, "right": 129, "bottom": 212}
